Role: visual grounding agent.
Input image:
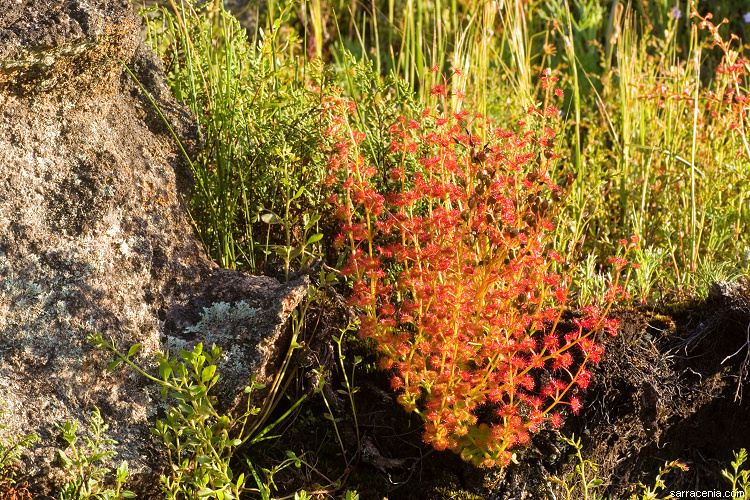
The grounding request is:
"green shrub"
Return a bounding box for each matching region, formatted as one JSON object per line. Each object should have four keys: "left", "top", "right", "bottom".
{"left": 55, "top": 406, "right": 133, "bottom": 500}
{"left": 0, "top": 403, "right": 38, "bottom": 497}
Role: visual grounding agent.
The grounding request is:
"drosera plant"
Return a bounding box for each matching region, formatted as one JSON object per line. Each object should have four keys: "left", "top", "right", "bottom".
{"left": 87, "top": 333, "right": 306, "bottom": 499}
{"left": 55, "top": 406, "right": 134, "bottom": 500}
{"left": 328, "top": 70, "right": 633, "bottom": 467}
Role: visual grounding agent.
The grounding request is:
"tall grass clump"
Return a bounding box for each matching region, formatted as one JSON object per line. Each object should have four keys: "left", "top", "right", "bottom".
{"left": 141, "top": 1, "right": 426, "bottom": 278}
{"left": 577, "top": 4, "right": 750, "bottom": 299}
{"left": 142, "top": 1, "right": 339, "bottom": 275}
{"left": 495, "top": 1, "right": 750, "bottom": 300}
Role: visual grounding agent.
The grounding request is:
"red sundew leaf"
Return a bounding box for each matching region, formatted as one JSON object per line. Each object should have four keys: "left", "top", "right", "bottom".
{"left": 603, "top": 317, "right": 620, "bottom": 336}
{"left": 564, "top": 330, "right": 579, "bottom": 344}
{"left": 510, "top": 356, "right": 526, "bottom": 370}
{"left": 588, "top": 344, "right": 604, "bottom": 363}
{"left": 529, "top": 354, "right": 545, "bottom": 369}
{"left": 378, "top": 356, "right": 395, "bottom": 369}
{"left": 488, "top": 387, "right": 504, "bottom": 402}
{"left": 433, "top": 437, "right": 449, "bottom": 451}
{"left": 543, "top": 334, "right": 559, "bottom": 351}
{"left": 399, "top": 313, "right": 414, "bottom": 324}
{"left": 390, "top": 376, "right": 404, "bottom": 390}
{"left": 519, "top": 375, "right": 535, "bottom": 391}
{"left": 398, "top": 361, "right": 413, "bottom": 376}
{"left": 551, "top": 351, "right": 573, "bottom": 370}
{"left": 405, "top": 384, "right": 422, "bottom": 397}
{"left": 551, "top": 379, "right": 568, "bottom": 392}
{"left": 570, "top": 396, "right": 582, "bottom": 414}
{"left": 544, "top": 273, "right": 561, "bottom": 285}
{"left": 550, "top": 413, "right": 563, "bottom": 428}
{"left": 411, "top": 342, "right": 429, "bottom": 355}
{"left": 576, "top": 369, "right": 592, "bottom": 389}
{"left": 430, "top": 84, "right": 447, "bottom": 97}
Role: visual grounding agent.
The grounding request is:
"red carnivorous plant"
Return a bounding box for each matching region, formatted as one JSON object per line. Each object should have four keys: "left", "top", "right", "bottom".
{"left": 327, "top": 70, "right": 631, "bottom": 467}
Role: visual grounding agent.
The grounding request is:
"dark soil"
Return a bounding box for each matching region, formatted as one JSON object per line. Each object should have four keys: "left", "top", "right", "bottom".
{"left": 256, "top": 277, "right": 750, "bottom": 499}
{"left": 570, "top": 280, "right": 750, "bottom": 498}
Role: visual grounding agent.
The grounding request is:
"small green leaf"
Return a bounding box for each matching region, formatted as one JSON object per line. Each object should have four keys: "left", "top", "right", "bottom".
{"left": 196, "top": 455, "right": 212, "bottom": 464}
{"left": 189, "top": 385, "right": 207, "bottom": 399}
{"left": 587, "top": 478, "right": 603, "bottom": 488}
{"left": 195, "top": 404, "right": 213, "bottom": 417}
{"left": 121, "top": 492, "right": 135, "bottom": 498}
{"left": 201, "top": 365, "right": 216, "bottom": 383}
{"left": 171, "top": 392, "right": 188, "bottom": 401}
{"left": 261, "top": 213, "right": 283, "bottom": 225}
{"left": 117, "top": 460, "right": 129, "bottom": 478}
{"left": 106, "top": 359, "right": 122, "bottom": 373}
{"left": 56, "top": 450, "right": 72, "bottom": 468}
{"left": 159, "top": 362, "right": 173, "bottom": 381}
{"left": 304, "top": 214, "right": 321, "bottom": 229}
{"left": 197, "top": 488, "right": 214, "bottom": 498}
{"left": 178, "top": 403, "right": 193, "bottom": 416}
{"left": 306, "top": 233, "right": 323, "bottom": 244}
{"left": 210, "top": 345, "right": 222, "bottom": 359}
{"left": 127, "top": 344, "right": 141, "bottom": 358}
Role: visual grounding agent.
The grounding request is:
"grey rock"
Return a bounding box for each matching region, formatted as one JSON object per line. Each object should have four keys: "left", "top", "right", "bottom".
{"left": 0, "top": 0, "right": 305, "bottom": 496}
